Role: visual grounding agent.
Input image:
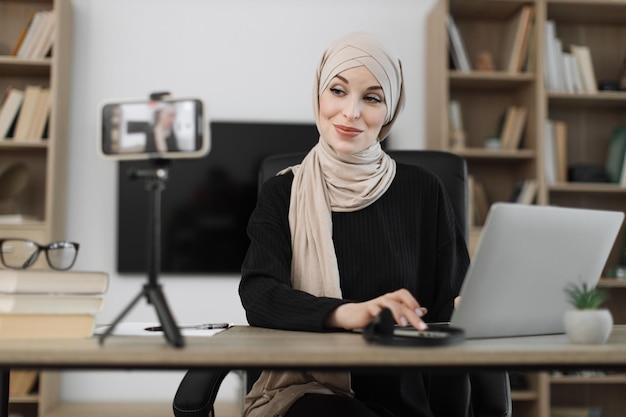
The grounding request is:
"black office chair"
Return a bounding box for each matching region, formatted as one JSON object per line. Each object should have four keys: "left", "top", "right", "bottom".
{"left": 173, "top": 150, "right": 511, "bottom": 417}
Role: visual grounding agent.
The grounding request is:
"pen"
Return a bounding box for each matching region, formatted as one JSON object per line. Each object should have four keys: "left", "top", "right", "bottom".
{"left": 144, "top": 323, "right": 232, "bottom": 332}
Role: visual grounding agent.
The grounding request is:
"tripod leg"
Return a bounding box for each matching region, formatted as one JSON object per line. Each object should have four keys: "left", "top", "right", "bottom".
{"left": 145, "top": 284, "right": 184, "bottom": 348}
{"left": 98, "top": 290, "right": 145, "bottom": 345}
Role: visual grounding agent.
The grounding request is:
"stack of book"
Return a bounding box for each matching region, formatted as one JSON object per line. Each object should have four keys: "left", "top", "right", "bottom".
{"left": 0, "top": 85, "right": 51, "bottom": 141}
{"left": 544, "top": 20, "right": 598, "bottom": 94}
{"left": 12, "top": 9, "right": 56, "bottom": 60}
{"left": 0, "top": 269, "right": 108, "bottom": 339}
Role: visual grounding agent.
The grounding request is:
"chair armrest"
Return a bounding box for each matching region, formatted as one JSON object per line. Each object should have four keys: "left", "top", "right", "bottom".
{"left": 173, "top": 369, "right": 230, "bottom": 417}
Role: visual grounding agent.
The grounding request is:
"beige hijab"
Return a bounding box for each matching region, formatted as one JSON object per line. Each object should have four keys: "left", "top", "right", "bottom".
{"left": 244, "top": 32, "right": 406, "bottom": 417}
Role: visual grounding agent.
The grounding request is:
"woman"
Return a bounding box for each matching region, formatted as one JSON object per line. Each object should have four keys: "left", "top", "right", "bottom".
{"left": 144, "top": 103, "right": 179, "bottom": 153}
{"left": 239, "top": 32, "right": 469, "bottom": 417}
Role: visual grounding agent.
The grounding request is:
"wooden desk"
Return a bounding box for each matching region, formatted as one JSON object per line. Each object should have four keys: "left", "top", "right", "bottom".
{"left": 1, "top": 325, "right": 626, "bottom": 416}
{"left": 1, "top": 325, "right": 626, "bottom": 370}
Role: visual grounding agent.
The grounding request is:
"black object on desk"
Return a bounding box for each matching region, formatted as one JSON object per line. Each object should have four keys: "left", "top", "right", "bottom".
{"left": 363, "top": 308, "right": 465, "bottom": 347}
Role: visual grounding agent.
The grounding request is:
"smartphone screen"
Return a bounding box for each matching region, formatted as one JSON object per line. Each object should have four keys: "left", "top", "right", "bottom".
{"left": 99, "top": 97, "right": 209, "bottom": 160}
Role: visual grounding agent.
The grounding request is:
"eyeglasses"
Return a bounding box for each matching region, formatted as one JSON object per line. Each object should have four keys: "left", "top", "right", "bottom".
{"left": 0, "top": 239, "right": 80, "bottom": 271}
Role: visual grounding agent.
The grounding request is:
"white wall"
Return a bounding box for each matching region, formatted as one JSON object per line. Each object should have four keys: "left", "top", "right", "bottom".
{"left": 62, "top": 0, "right": 437, "bottom": 403}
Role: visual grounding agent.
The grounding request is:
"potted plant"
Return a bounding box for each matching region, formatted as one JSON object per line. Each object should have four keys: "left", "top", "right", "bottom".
{"left": 563, "top": 282, "right": 613, "bottom": 344}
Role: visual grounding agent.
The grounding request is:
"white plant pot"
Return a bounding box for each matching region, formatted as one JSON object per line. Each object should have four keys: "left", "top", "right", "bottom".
{"left": 563, "top": 309, "right": 613, "bottom": 345}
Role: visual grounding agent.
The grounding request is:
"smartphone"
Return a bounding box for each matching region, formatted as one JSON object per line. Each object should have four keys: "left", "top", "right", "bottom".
{"left": 99, "top": 97, "right": 209, "bottom": 160}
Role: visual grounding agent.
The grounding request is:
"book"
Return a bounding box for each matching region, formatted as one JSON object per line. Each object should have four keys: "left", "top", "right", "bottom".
{"left": 27, "top": 88, "right": 51, "bottom": 140}
{"left": 516, "top": 179, "right": 538, "bottom": 205}
{"left": 447, "top": 14, "right": 471, "bottom": 72}
{"left": 606, "top": 125, "right": 626, "bottom": 183}
{"left": 0, "top": 293, "right": 104, "bottom": 314}
{"left": 0, "top": 313, "right": 95, "bottom": 339}
{"left": 9, "top": 370, "right": 38, "bottom": 396}
{"left": 544, "top": 20, "right": 562, "bottom": 91}
{"left": 448, "top": 100, "right": 466, "bottom": 149}
{"left": 0, "top": 269, "right": 109, "bottom": 294}
{"left": 15, "top": 11, "right": 48, "bottom": 59}
{"left": 11, "top": 11, "right": 37, "bottom": 56}
{"left": 571, "top": 44, "right": 598, "bottom": 94}
{"left": 472, "top": 179, "right": 490, "bottom": 226}
{"left": 544, "top": 120, "right": 557, "bottom": 184}
{"left": 500, "top": 5, "right": 534, "bottom": 72}
{"left": 504, "top": 106, "right": 527, "bottom": 150}
{"left": 0, "top": 88, "right": 24, "bottom": 139}
{"left": 12, "top": 85, "right": 42, "bottom": 141}
{"left": 27, "top": 11, "right": 55, "bottom": 59}
{"left": 553, "top": 120, "right": 568, "bottom": 182}
{"left": 499, "top": 106, "right": 518, "bottom": 148}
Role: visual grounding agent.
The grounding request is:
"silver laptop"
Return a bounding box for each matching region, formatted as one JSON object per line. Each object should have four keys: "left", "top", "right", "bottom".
{"left": 450, "top": 203, "right": 624, "bottom": 339}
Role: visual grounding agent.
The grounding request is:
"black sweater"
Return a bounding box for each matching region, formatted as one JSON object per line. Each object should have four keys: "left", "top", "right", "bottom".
{"left": 239, "top": 162, "right": 470, "bottom": 417}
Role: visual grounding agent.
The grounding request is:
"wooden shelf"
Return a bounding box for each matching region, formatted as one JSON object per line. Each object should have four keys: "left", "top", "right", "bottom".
{"left": 44, "top": 401, "right": 241, "bottom": 417}
{"left": 450, "top": 70, "right": 535, "bottom": 89}
{"left": 550, "top": 374, "right": 626, "bottom": 384}
{"left": 548, "top": 183, "right": 626, "bottom": 194}
{"left": 455, "top": 148, "right": 536, "bottom": 160}
{"left": 0, "top": 0, "right": 72, "bottom": 416}
{"left": 432, "top": 1, "right": 626, "bottom": 416}
{"left": 0, "top": 57, "right": 50, "bottom": 77}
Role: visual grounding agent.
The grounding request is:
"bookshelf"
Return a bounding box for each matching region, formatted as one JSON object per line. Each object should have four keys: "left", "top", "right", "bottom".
{"left": 428, "top": 1, "right": 626, "bottom": 416}
{"left": 0, "top": 0, "right": 72, "bottom": 416}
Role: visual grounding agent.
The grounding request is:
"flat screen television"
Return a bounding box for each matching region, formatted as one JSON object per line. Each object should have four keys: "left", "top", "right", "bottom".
{"left": 117, "top": 121, "right": 319, "bottom": 274}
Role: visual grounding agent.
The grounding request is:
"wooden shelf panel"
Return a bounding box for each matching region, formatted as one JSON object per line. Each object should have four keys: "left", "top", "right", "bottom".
{"left": 450, "top": 71, "right": 535, "bottom": 89}
{"left": 548, "top": 183, "right": 626, "bottom": 194}
{"left": 598, "top": 279, "right": 626, "bottom": 289}
{"left": 548, "top": 92, "right": 626, "bottom": 108}
{"left": 455, "top": 148, "right": 536, "bottom": 159}
{"left": 550, "top": 374, "right": 626, "bottom": 384}
{"left": 450, "top": 0, "right": 532, "bottom": 19}
{"left": 0, "top": 57, "right": 51, "bottom": 76}
{"left": 547, "top": 0, "right": 626, "bottom": 24}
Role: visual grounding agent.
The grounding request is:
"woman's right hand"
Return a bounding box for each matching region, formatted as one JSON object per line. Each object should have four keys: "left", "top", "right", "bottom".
{"left": 325, "top": 288, "right": 428, "bottom": 331}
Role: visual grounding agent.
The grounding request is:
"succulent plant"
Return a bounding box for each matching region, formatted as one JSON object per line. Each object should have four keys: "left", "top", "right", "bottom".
{"left": 565, "top": 282, "right": 608, "bottom": 310}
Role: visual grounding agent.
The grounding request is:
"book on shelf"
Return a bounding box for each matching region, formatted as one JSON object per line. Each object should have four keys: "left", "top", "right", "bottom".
{"left": 15, "top": 10, "right": 54, "bottom": 60}
{"left": 27, "top": 88, "right": 51, "bottom": 140}
{"left": 13, "top": 10, "right": 45, "bottom": 57}
{"left": 468, "top": 176, "right": 489, "bottom": 227}
{"left": 605, "top": 125, "right": 626, "bottom": 183}
{"left": 544, "top": 120, "right": 558, "bottom": 184}
{"left": 12, "top": 85, "right": 42, "bottom": 141}
{"left": 9, "top": 369, "right": 38, "bottom": 396}
{"left": 515, "top": 179, "right": 538, "bottom": 205}
{"left": 446, "top": 14, "right": 471, "bottom": 72}
{"left": 543, "top": 20, "right": 598, "bottom": 95}
{"left": 0, "top": 293, "right": 104, "bottom": 314}
{"left": 570, "top": 44, "right": 598, "bottom": 94}
{"left": 448, "top": 99, "right": 466, "bottom": 149}
{"left": 553, "top": 120, "right": 568, "bottom": 182}
{"left": 0, "top": 269, "right": 109, "bottom": 294}
{"left": 545, "top": 119, "right": 569, "bottom": 184}
{"left": 26, "top": 10, "right": 56, "bottom": 59}
{"left": 0, "top": 313, "right": 96, "bottom": 339}
{"left": 500, "top": 5, "right": 534, "bottom": 73}
{"left": 544, "top": 20, "right": 562, "bottom": 91}
{"left": 0, "top": 88, "right": 24, "bottom": 140}
{"left": 499, "top": 106, "right": 527, "bottom": 150}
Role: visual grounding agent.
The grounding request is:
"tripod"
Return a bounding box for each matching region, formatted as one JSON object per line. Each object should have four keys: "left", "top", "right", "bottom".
{"left": 99, "top": 159, "right": 184, "bottom": 348}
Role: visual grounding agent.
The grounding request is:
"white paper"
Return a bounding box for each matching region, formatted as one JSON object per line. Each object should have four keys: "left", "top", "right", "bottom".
{"left": 95, "top": 322, "right": 231, "bottom": 337}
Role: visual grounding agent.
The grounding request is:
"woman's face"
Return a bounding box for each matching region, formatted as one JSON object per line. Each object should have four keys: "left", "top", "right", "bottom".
{"left": 318, "top": 66, "right": 387, "bottom": 154}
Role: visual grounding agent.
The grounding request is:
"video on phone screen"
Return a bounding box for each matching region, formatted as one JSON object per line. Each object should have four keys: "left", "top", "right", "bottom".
{"left": 102, "top": 100, "right": 201, "bottom": 157}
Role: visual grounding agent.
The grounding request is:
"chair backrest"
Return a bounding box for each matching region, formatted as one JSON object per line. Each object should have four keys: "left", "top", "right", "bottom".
{"left": 258, "top": 150, "right": 468, "bottom": 241}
